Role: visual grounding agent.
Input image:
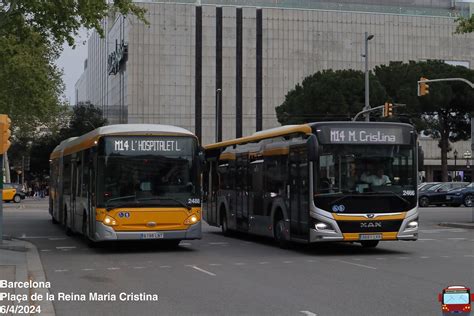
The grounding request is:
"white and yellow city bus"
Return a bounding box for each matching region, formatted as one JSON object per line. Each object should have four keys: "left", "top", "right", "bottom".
{"left": 203, "top": 121, "right": 420, "bottom": 248}
{"left": 50, "top": 124, "right": 202, "bottom": 245}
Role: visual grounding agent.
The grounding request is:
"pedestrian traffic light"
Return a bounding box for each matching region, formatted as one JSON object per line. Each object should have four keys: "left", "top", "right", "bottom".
{"left": 383, "top": 102, "right": 393, "bottom": 117}
{"left": 418, "top": 77, "right": 430, "bottom": 96}
{"left": 0, "top": 114, "right": 11, "bottom": 154}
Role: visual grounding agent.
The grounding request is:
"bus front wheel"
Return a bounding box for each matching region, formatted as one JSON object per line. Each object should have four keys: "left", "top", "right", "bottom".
{"left": 360, "top": 240, "right": 379, "bottom": 248}
{"left": 221, "top": 211, "right": 230, "bottom": 236}
{"left": 274, "top": 218, "right": 291, "bottom": 249}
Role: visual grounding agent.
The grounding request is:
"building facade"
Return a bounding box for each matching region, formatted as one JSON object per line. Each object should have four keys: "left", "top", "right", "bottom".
{"left": 75, "top": 0, "right": 474, "bottom": 146}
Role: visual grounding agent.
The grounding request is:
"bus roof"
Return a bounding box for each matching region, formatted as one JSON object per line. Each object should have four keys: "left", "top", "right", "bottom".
{"left": 205, "top": 124, "right": 312, "bottom": 150}
{"left": 50, "top": 124, "right": 195, "bottom": 159}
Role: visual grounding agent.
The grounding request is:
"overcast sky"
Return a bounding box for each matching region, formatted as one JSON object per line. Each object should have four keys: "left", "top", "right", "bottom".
{"left": 55, "top": 30, "right": 89, "bottom": 105}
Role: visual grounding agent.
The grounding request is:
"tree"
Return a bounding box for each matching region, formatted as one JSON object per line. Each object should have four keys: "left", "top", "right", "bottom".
{"left": 0, "top": 0, "right": 147, "bottom": 46}
{"left": 456, "top": 15, "right": 474, "bottom": 34}
{"left": 374, "top": 60, "right": 474, "bottom": 182}
{"left": 59, "top": 102, "right": 108, "bottom": 140}
{"left": 276, "top": 69, "right": 387, "bottom": 125}
{"left": 0, "top": 26, "right": 67, "bottom": 139}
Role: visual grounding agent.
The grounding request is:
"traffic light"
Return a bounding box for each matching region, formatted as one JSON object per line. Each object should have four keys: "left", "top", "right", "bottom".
{"left": 0, "top": 114, "right": 11, "bottom": 154}
{"left": 419, "top": 77, "right": 430, "bottom": 96}
{"left": 383, "top": 102, "right": 393, "bottom": 117}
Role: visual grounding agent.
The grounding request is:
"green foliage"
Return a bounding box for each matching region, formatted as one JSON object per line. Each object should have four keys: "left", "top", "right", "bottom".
{"left": 0, "top": 0, "right": 148, "bottom": 46}
{"left": 456, "top": 14, "right": 474, "bottom": 34}
{"left": 276, "top": 69, "right": 387, "bottom": 124}
{"left": 0, "top": 26, "right": 66, "bottom": 138}
{"left": 59, "top": 102, "right": 108, "bottom": 140}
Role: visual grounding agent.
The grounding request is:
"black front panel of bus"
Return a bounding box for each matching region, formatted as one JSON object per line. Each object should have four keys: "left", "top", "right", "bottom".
{"left": 337, "top": 220, "right": 403, "bottom": 233}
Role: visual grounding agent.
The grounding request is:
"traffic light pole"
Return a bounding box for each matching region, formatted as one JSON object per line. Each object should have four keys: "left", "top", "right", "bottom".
{"left": 353, "top": 103, "right": 405, "bottom": 121}
{"left": 417, "top": 78, "right": 474, "bottom": 96}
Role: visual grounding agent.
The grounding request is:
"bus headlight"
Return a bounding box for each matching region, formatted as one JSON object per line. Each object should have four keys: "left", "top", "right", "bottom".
{"left": 315, "top": 223, "right": 329, "bottom": 230}
{"left": 103, "top": 215, "right": 118, "bottom": 226}
{"left": 407, "top": 221, "right": 418, "bottom": 229}
{"left": 184, "top": 214, "right": 200, "bottom": 225}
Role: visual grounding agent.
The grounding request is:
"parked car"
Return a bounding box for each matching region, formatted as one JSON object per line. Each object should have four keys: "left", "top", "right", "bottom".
{"left": 418, "top": 182, "right": 469, "bottom": 207}
{"left": 2, "top": 183, "right": 25, "bottom": 203}
{"left": 445, "top": 182, "right": 474, "bottom": 207}
{"left": 418, "top": 182, "right": 441, "bottom": 192}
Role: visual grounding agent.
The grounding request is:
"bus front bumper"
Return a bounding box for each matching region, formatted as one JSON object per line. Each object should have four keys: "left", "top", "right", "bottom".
{"left": 93, "top": 221, "right": 202, "bottom": 241}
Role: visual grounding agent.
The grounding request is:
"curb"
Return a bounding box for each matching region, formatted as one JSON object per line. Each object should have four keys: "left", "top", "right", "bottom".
{"left": 24, "top": 240, "right": 56, "bottom": 316}
{"left": 439, "top": 222, "right": 474, "bottom": 230}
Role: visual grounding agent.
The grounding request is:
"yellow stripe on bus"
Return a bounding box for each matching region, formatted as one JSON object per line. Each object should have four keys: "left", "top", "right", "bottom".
{"left": 332, "top": 213, "right": 406, "bottom": 221}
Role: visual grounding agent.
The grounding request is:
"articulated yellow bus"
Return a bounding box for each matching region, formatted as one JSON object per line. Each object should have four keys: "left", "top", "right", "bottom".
{"left": 50, "top": 124, "right": 202, "bottom": 246}
{"left": 203, "top": 121, "right": 420, "bottom": 248}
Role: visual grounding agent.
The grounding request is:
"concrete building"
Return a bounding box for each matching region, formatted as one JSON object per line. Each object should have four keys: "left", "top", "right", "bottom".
{"left": 75, "top": 0, "right": 474, "bottom": 146}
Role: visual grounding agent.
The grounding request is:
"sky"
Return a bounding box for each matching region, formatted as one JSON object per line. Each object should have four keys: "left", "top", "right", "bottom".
{"left": 55, "top": 30, "right": 90, "bottom": 105}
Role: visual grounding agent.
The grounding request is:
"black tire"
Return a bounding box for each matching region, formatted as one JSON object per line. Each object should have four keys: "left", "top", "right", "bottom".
{"left": 419, "top": 196, "right": 430, "bottom": 207}
{"left": 274, "top": 218, "right": 291, "bottom": 249}
{"left": 64, "top": 209, "right": 73, "bottom": 236}
{"left": 221, "top": 210, "right": 230, "bottom": 236}
{"left": 161, "top": 240, "right": 181, "bottom": 248}
{"left": 13, "top": 194, "right": 21, "bottom": 203}
{"left": 361, "top": 240, "right": 379, "bottom": 248}
{"left": 464, "top": 194, "right": 473, "bottom": 208}
{"left": 51, "top": 217, "right": 59, "bottom": 224}
{"left": 450, "top": 204, "right": 461, "bottom": 207}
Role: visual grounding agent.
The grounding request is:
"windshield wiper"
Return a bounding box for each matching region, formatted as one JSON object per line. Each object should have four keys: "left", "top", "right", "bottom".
{"left": 136, "top": 196, "right": 192, "bottom": 210}
{"left": 105, "top": 195, "right": 136, "bottom": 210}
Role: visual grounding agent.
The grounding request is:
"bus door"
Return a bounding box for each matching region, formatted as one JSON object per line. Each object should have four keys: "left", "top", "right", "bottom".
{"left": 70, "top": 155, "right": 78, "bottom": 231}
{"left": 205, "top": 159, "right": 218, "bottom": 226}
{"left": 289, "top": 146, "right": 310, "bottom": 241}
{"left": 87, "top": 149, "right": 96, "bottom": 238}
{"left": 235, "top": 154, "right": 249, "bottom": 231}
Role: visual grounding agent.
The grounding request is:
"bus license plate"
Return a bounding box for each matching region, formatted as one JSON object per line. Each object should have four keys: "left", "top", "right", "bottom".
{"left": 360, "top": 234, "right": 382, "bottom": 241}
{"left": 141, "top": 232, "right": 164, "bottom": 239}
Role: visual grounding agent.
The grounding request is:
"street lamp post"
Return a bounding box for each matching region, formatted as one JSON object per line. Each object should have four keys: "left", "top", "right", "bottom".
{"left": 363, "top": 32, "right": 374, "bottom": 122}
{"left": 216, "top": 88, "right": 222, "bottom": 143}
{"left": 453, "top": 149, "right": 458, "bottom": 181}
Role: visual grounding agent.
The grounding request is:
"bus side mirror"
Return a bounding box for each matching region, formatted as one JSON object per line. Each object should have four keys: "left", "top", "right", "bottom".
{"left": 438, "top": 294, "right": 442, "bottom": 302}
{"left": 307, "top": 134, "right": 318, "bottom": 162}
{"left": 471, "top": 293, "right": 474, "bottom": 301}
{"left": 418, "top": 145, "right": 424, "bottom": 172}
{"left": 198, "top": 146, "right": 205, "bottom": 166}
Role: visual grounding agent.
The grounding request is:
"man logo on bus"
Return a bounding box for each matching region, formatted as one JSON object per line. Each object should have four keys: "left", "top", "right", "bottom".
{"left": 439, "top": 285, "right": 474, "bottom": 315}
{"left": 332, "top": 205, "right": 345, "bottom": 212}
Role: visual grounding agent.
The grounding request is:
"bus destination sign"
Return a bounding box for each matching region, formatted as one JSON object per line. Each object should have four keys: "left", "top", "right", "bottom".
{"left": 104, "top": 136, "right": 193, "bottom": 155}
{"left": 318, "top": 127, "right": 411, "bottom": 145}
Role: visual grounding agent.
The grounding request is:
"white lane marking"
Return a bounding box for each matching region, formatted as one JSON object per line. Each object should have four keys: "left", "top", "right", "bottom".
{"left": 300, "top": 311, "right": 317, "bottom": 316}
{"left": 107, "top": 267, "right": 120, "bottom": 270}
{"left": 20, "top": 235, "right": 64, "bottom": 239}
{"left": 187, "top": 265, "right": 216, "bottom": 276}
{"left": 81, "top": 268, "right": 95, "bottom": 271}
{"left": 420, "top": 256, "right": 430, "bottom": 259}
{"left": 180, "top": 242, "right": 192, "bottom": 246}
{"left": 234, "top": 262, "right": 246, "bottom": 266}
{"left": 448, "top": 238, "right": 467, "bottom": 240}
{"left": 306, "top": 259, "right": 316, "bottom": 263}
{"left": 418, "top": 238, "right": 436, "bottom": 241}
{"left": 352, "top": 258, "right": 362, "bottom": 261}
{"left": 159, "top": 265, "right": 171, "bottom": 268}
{"left": 40, "top": 249, "right": 52, "bottom": 252}
{"left": 48, "top": 237, "right": 66, "bottom": 241}
{"left": 421, "top": 228, "right": 466, "bottom": 233}
{"left": 133, "top": 266, "right": 145, "bottom": 269}
{"left": 259, "top": 261, "right": 269, "bottom": 265}
{"left": 463, "top": 255, "right": 474, "bottom": 258}
{"left": 398, "top": 257, "right": 409, "bottom": 260}
{"left": 334, "top": 260, "right": 377, "bottom": 270}
{"left": 283, "top": 261, "right": 294, "bottom": 264}
{"left": 56, "top": 246, "right": 76, "bottom": 249}
{"left": 209, "top": 263, "right": 222, "bottom": 266}
{"left": 375, "top": 257, "right": 386, "bottom": 260}
{"left": 54, "top": 269, "right": 68, "bottom": 272}
{"left": 208, "top": 242, "right": 228, "bottom": 245}
{"left": 441, "top": 256, "right": 451, "bottom": 258}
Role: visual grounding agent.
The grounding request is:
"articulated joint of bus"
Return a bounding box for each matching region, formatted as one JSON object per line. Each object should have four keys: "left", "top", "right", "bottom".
{"left": 309, "top": 206, "right": 419, "bottom": 243}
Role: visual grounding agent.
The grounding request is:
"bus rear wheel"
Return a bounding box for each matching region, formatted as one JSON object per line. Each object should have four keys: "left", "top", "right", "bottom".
{"left": 360, "top": 240, "right": 379, "bottom": 248}
{"left": 221, "top": 211, "right": 230, "bottom": 236}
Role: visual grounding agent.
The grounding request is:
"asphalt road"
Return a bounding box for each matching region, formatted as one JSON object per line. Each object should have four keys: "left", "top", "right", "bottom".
{"left": 2, "top": 199, "right": 474, "bottom": 316}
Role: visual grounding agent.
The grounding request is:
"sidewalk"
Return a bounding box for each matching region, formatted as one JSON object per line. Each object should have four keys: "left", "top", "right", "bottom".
{"left": 439, "top": 222, "right": 474, "bottom": 229}
{"left": 0, "top": 237, "right": 55, "bottom": 315}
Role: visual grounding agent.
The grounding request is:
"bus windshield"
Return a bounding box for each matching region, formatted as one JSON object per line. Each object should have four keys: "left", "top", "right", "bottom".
{"left": 97, "top": 136, "right": 199, "bottom": 208}
{"left": 314, "top": 144, "right": 417, "bottom": 213}
{"left": 444, "top": 292, "right": 470, "bottom": 305}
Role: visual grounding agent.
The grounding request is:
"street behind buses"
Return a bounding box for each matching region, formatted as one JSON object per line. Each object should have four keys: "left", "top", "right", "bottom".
{"left": 203, "top": 121, "right": 420, "bottom": 248}
{"left": 50, "top": 124, "right": 202, "bottom": 245}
